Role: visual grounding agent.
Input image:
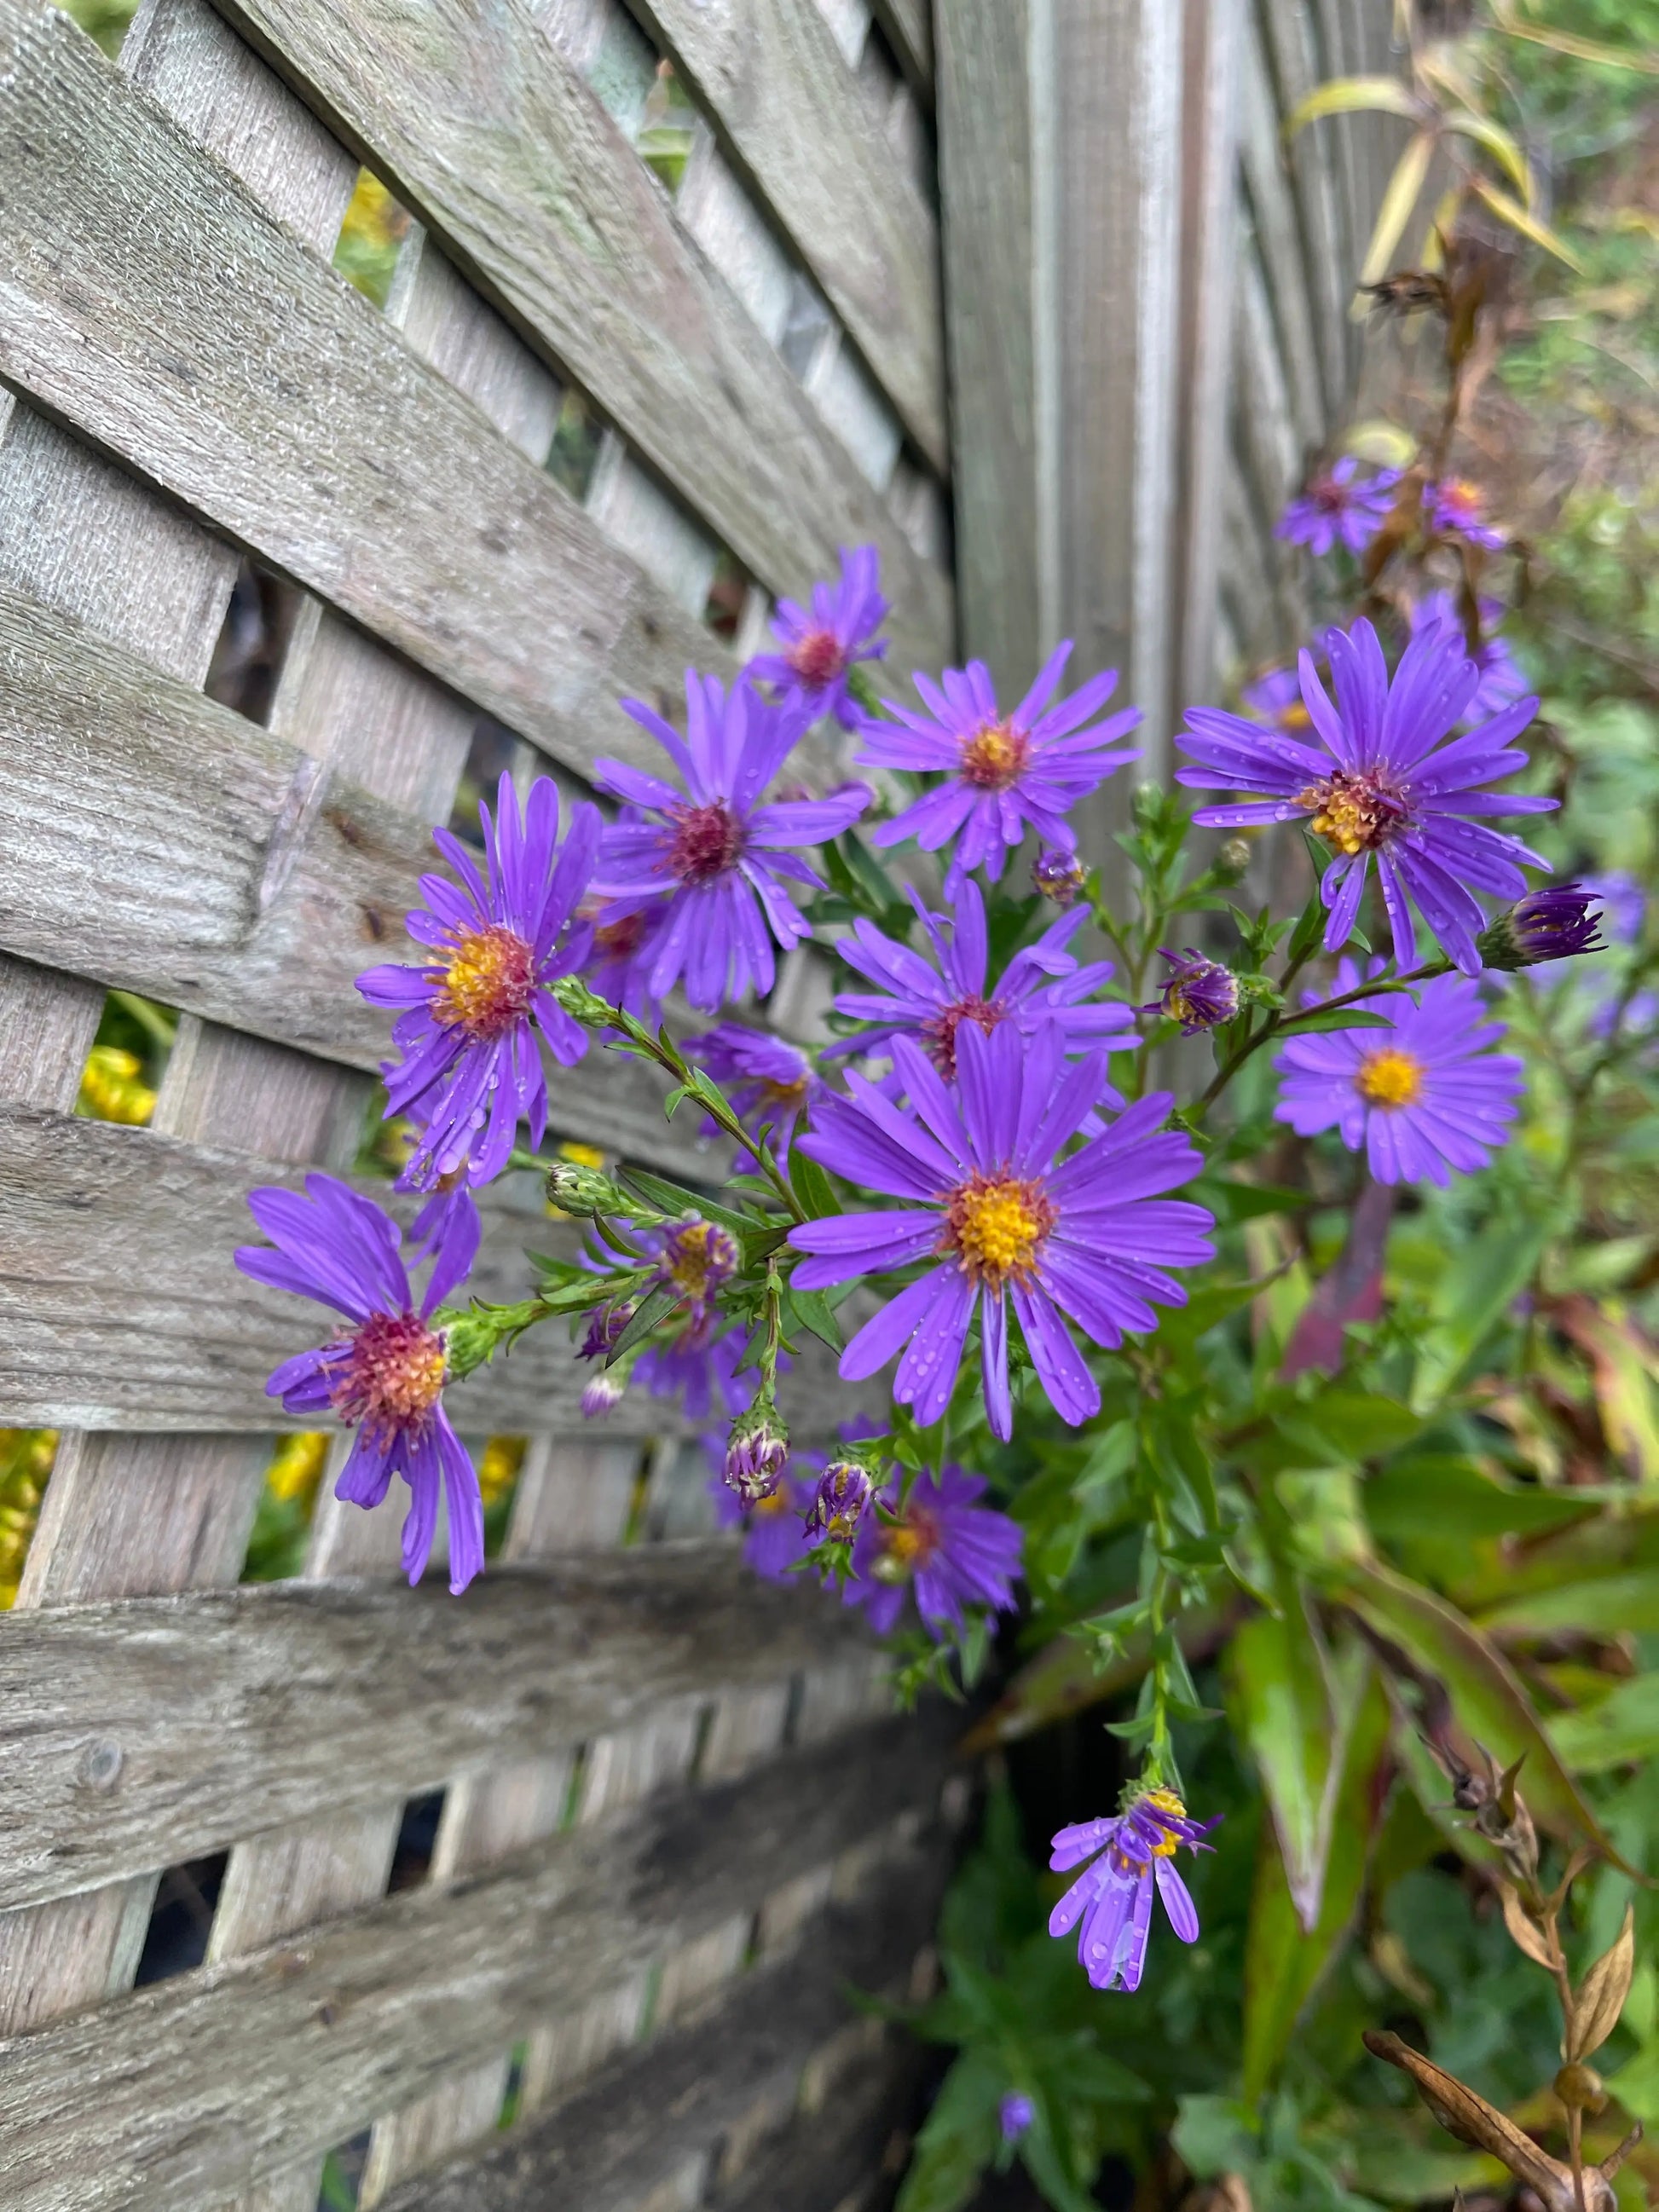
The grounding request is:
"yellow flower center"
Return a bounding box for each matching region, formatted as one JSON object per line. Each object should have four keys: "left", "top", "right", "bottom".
{"left": 1295, "top": 769, "right": 1403, "bottom": 857}
{"left": 1356, "top": 1046, "right": 1425, "bottom": 1109}
{"left": 960, "top": 720, "right": 1032, "bottom": 791}
{"left": 945, "top": 1171, "right": 1056, "bottom": 1289}
{"left": 871, "top": 1504, "right": 943, "bottom": 1585}
{"left": 662, "top": 1220, "right": 738, "bottom": 1304}
{"left": 1280, "top": 700, "right": 1312, "bottom": 732}
{"left": 433, "top": 923, "right": 537, "bottom": 1041}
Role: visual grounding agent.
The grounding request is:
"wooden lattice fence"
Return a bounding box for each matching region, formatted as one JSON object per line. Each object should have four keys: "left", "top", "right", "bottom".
{"left": 0, "top": 0, "right": 1395, "bottom": 2203}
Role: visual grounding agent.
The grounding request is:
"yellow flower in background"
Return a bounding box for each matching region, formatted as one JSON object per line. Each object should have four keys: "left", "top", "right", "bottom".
{"left": 267, "top": 1431, "right": 331, "bottom": 1511}
{"left": 0, "top": 1430, "right": 58, "bottom": 1608}
{"left": 479, "top": 1436, "right": 526, "bottom": 1509}
{"left": 77, "top": 1046, "right": 156, "bottom": 1126}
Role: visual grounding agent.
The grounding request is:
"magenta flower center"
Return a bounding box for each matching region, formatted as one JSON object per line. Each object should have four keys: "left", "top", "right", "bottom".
{"left": 668, "top": 800, "right": 745, "bottom": 885}
{"left": 959, "top": 720, "right": 1032, "bottom": 791}
{"left": 943, "top": 1170, "right": 1057, "bottom": 1288}
{"left": 1294, "top": 768, "right": 1408, "bottom": 857}
{"left": 923, "top": 994, "right": 1004, "bottom": 1078}
{"left": 434, "top": 923, "right": 537, "bottom": 1041}
{"left": 592, "top": 907, "right": 649, "bottom": 959}
{"left": 787, "top": 627, "right": 847, "bottom": 689}
{"left": 1309, "top": 475, "right": 1347, "bottom": 513}
{"left": 330, "top": 1310, "right": 447, "bottom": 1441}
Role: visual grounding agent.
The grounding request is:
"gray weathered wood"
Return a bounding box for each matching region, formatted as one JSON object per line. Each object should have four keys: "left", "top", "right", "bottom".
{"left": 0, "top": 1103, "right": 847, "bottom": 1433}
{"left": 0, "top": 1714, "right": 948, "bottom": 2212}
{"left": 1257, "top": 0, "right": 1350, "bottom": 420}
{"left": 197, "top": 0, "right": 951, "bottom": 673}
{"left": 370, "top": 1834, "right": 947, "bottom": 2212}
{"left": 0, "top": 0, "right": 725, "bottom": 784}
{"left": 616, "top": 0, "right": 946, "bottom": 471}
{"left": 868, "top": 0, "right": 931, "bottom": 95}
{"left": 0, "top": 578, "right": 715, "bottom": 1174}
{"left": 0, "top": 1545, "right": 870, "bottom": 1914}
{"left": 934, "top": 0, "right": 1039, "bottom": 695}
{"left": 1236, "top": 5, "right": 1326, "bottom": 459}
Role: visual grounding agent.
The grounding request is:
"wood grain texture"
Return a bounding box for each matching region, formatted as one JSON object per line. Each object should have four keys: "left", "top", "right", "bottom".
{"left": 1257, "top": 0, "right": 1350, "bottom": 418}
{"left": 0, "top": 1713, "right": 949, "bottom": 2212}
{"left": 368, "top": 1835, "right": 947, "bottom": 2212}
{"left": 0, "top": 0, "right": 725, "bottom": 784}
{"left": 868, "top": 0, "right": 932, "bottom": 94}
{"left": 0, "top": 577, "right": 716, "bottom": 1172}
{"left": 934, "top": 0, "right": 1039, "bottom": 693}
{"left": 0, "top": 1102, "right": 848, "bottom": 1432}
{"left": 1236, "top": 3, "right": 1325, "bottom": 456}
{"left": 616, "top": 0, "right": 947, "bottom": 471}
{"left": 0, "top": 1545, "right": 868, "bottom": 1917}
{"left": 199, "top": 0, "right": 951, "bottom": 674}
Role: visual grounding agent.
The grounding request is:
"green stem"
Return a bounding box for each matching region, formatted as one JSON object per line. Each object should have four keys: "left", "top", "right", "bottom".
{"left": 1192, "top": 956, "right": 1449, "bottom": 1121}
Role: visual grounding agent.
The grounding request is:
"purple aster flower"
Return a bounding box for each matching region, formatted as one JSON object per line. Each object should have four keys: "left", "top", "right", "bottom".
{"left": 804, "top": 1458, "right": 876, "bottom": 1542}
{"left": 234, "top": 1174, "right": 483, "bottom": 1594}
{"left": 1274, "top": 962, "right": 1523, "bottom": 1185}
{"left": 724, "top": 1401, "right": 789, "bottom": 1504}
{"left": 1032, "top": 848, "right": 1088, "bottom": 905}
{"left": 1424, "top": 476, "right": 1506, "bottom": 552}
{"left": 576, "top": 870, "right": 668, "bottom": 1020}
{"left": 359, "top": 774, "right": 598, "bottom": 1191}
{"left": 1177, "top": 616, "right": 1554, "bottom": 975}
{"left": 581, "top": 1370, "right": 626, "bottom": 1418}
{"left": 682, "top": 1020, "right": 824, "bottom": 1165}
{"left": 1275, "top": 458, "right": 1402, "bottom": 556}
{"left": 747, "top": 545, "right": 888, "bottom": 731}
{"left": 827, "top": 877, "right": 1135, "bottom": 1093}
{"left": 1410, "top": 592, "right": 1528, "bottom": 722}
{"left": 790, "top": 1023, "right": 1214, "bottom": 1441}
{"left": 1241, "top": 663, "right": 1316, "bottom": 737}
{"left": 580, "top": 1217, "right": 754, "bottom": 1419}
{"left": 708, "top": 1459, "right": 817, "bottom": 1581}
{"left": 857, "top": 644, "right": 1142, "bottom": 888}
{"left": 588, "top": 672, "right": 870, "bottom": 1012}
{"left": 636, "top": 1324, "right": 750, "bottom": 1421}
{"left": 1049, "top": 1788, "right": 1218, "bottom": 1993}
{"left": 1000, "top": 2095, "right": 1035, "bottom": 2143}
{"left": 1147, "top": 950, "right": 1239, "bottom": 1035}
{"left": 844, "top": 1464, "right": 1022, "bottom": 1637}
{"left": 1480, "top": 882, "right": 1604, "bottom": 970}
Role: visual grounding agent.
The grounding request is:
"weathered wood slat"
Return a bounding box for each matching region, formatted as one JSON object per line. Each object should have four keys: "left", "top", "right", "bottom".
{"left": 0, "top": 1545, "right": 870, "bottom": 1915}
{"left": 0, "top": 1102, "right": 847, "bottom": 1433}
{"left": 868, "top": 0, "right": 932, "bottom": 95}
{"left": 0, "top": 1713, "right": 949, "bottom": 2212}
{"left": 371, "top": 1834, "right": 946, "bottom": 2211}
{"left": 618, "top": 0, "right": 946, "bottom": 471}
{"left": 0, "top": 0, "right": 722, "bottom": 784}
{"left": 197, "top": 0, "right": 950, "bottom": 676}
{"left": 1236, "top": 5, "right": 1326, "bottom": 459}
{"left": 0, "top": 575, "right": 713, "bottom": 1174}
{"left": 1257, "top": 0, "right": 1350, "bottom": 420}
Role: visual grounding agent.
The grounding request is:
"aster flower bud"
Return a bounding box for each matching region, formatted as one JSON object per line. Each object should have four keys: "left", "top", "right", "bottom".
{"left": 724, "top": 1401, "right": 789, "bottom": 1505}
{"left": 550, "top": 973, "right": 624, "bottom": 1029}
{"left": 1477, "top": 884, "right": 1604, "bottom": 970}
{"left": 999, "top": 2094, "right": 1034, "bottom": 2143}
{"left": 581, "top": 1371, "right": 625, "bottom": 1419}
{"left": 1214, "top": 836, "right": 1251, "bottom": 884}
{"left": 547, "top": 1158, "right": 624, "bottom": 1216}
{"left": 1148, "top": 949, "right": 1240, "bottom": 1035}
{"left": 577, "top": 1299, "right": 633, "bottom": 1363}
{"left": 804, "top": 1458, "right": 874, "bottom": 1542}
{"left": 1032, "top": 847, "right": 1087, "bottom": 905}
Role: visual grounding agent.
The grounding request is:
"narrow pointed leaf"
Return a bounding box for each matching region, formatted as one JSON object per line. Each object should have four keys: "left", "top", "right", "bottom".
{"left": 1286, "top": 75, "right": 1425, "bottom": 135}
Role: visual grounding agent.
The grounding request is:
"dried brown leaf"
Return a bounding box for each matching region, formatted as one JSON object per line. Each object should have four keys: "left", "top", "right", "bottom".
{"left": 1500, "top": 1882, "right": 1559, "bottom": 1972}
{"left": 1568, "top": 1905, "right": 1636, "bottom": 2064}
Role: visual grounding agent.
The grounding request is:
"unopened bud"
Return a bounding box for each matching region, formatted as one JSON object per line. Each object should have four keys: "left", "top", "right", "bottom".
{"left": 578, "top": 1300, "right": 633, "bottom": 1363}
{"left": 999, "top": 2094, "right": 1034, "bottom": 2143}
{"left": 725, "top": 1401, "right": 789, "bottom": 1505}
{"left": 1131, "top": 780, "right": 1165, "bottom": 828}
{"left": 546, "top": 1157, "right": 623, "bottom": 1215}
{"left": 581, "top": 1372, "right": 625, "bottom": 1419}
{"left": 1215, "top": 837, "right": 1252, "bottom": 884}
{"left": 1147, "top": 949, "right": 1240, "bottom": 1035}
{"left": 804, "top": 1459, "right": 874, "bottom": 1542}
{"left": 1477, "top": 884, "right": 1604, "bottom": 971}
{"left": 1032, "top": 847, "right": 1087, "bottom": 906}
{"left": 550, "top": 974, "right": 624, "bottom": 1030}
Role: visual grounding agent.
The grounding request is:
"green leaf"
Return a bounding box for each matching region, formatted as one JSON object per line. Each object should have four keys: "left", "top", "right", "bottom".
{"left": 1477, "top": 1569, "right": 1659, "bottom": 1638}
{"left": 893, "top": 2051, "right": 1001, "bottom": 2212}
{"left": 1241, "top": 1670, "right": 1391, "bottom": 2101}
{"left": 1194, "top": 1177, "right": 1309, "bottom": 1225}
{"left": 1552, "top": 1671, "right": 1659, "bottom": 1775}
{"left": 1469, "top": 175, "right": 1585, "bottom": 271}
{"left": 1276, "top": 1008, "right": 1396, "bottom": 1036}
{"left": 1341, "top": 1558, "right": 1638, "bottom": 1870}
{"left": 1409, "top": 1209, "right": 1557, "bottom": 1411}
{"left": 1365, "top": 1455, "right": 1594, "bottom": 1547}
{"left": 783, "top": 1285, "right": 843, "bottom": 1354}
{"left": 1358, "top": 131, "right": 1437, "bottom": 297}
{"left": 1227, "top": 1603, "right": 1346, "bottom": 1932}
{"left": 605, "top": 1279, "right": 684, "bottom": 1362}
{"left": 789, "top": 1149, "right": 840, "bottom": 1222}
{"left": 615, "top": 1167, "right": 758, "bottom": 1236}
{"left": 1442, "top": 108, "right": 1533, "bottom": 198}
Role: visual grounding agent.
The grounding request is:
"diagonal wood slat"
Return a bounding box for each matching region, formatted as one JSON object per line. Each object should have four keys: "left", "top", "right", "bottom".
{"left": 619, "top": 0, "right": 946, "bottom": 471}
{"left": 0, "top": 0, "right": 717, "bottom": 783}
{"left": 197, "top": 0, "right": 950, "bottom": 673}
{"left": 0, "top": 1545, "right": 873, "bottom": 1914}
{"left": 0, "top": 1712, "right": 950, "bottom": 2212}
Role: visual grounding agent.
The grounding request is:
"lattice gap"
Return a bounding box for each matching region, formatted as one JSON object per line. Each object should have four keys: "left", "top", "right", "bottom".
{"left": 204, "top": 556, "right": 303, "bottom": 725}
{"left": 133, "top": 1851, "right": 229, "bottom": 1985}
